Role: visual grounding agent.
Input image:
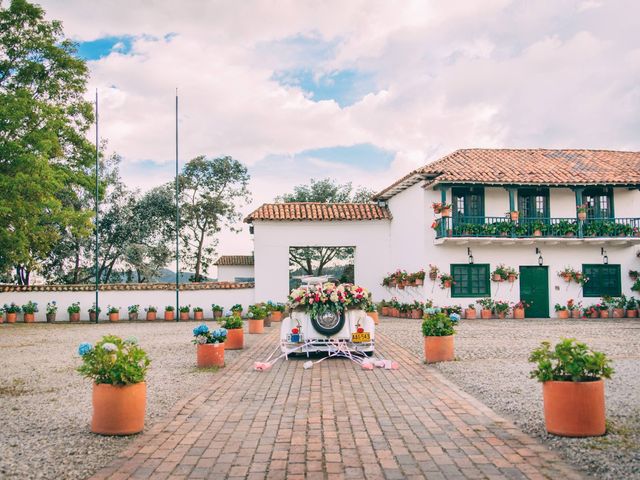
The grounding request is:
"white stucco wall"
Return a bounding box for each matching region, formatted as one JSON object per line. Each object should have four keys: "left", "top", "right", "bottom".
{"left": 0, "top": 287, "right": 255, "bottom": 322}
{"left": 252, "top": 220, "right": 391, "bottom": 302}
{"left": 217, "top": 265, "right": 255, "bottom": 282}
{"left": 388, "top": 182, "right": 427, "bottom": 271}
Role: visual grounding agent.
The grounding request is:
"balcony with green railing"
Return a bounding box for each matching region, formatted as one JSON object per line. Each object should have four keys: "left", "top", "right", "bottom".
{"left": 434, "top": 216, "right": 640, "bottom": 241}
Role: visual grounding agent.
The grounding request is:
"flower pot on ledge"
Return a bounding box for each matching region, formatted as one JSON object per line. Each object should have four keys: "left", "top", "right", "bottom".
{"left": 146, "top": 311, "right": 157, "bottom": 321}
{"left": 571, "top": 309, "right": 581, "bottom": 319}
{"left": 179, "top": 312, "right": 189, "bottom": 321}
{"left": 70, "top": 312, "right": 81, "bottom": 322}
{"left": 557, "top": 310, "right": 569, "bottom": 319}
{"left": 513, "top": 308, "right": 525, "bottom": 319}
{"left": 612, "top": 308, "right": 625, "bottom": 318}
{"left": 481, "top": 309, "right": 492, "bottom": 319}
{"left": 627, "top": 309, "right": 638, "bottom": 318}
{"left": 194, "top": 311, "right": 204, "bottom": 321}
{"left": 23, "top": 313, "right": 35, "bottom": 323}
{"left": 164, "top": 310, "right": 175, "bottom": 321}
{"left": 465, "top": 308, "right": 476, "bottom": 319}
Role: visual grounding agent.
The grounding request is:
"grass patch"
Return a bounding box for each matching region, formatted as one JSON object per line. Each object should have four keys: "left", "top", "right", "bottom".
{"left": 587, "top": 419, "right": 639, "bottom": 451}
{"left": 192, "top": 365, "right": 224, "bottom": 373}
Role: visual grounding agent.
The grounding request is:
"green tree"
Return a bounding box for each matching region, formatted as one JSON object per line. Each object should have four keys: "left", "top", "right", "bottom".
{"left": 0, "top": 0, "right": 95, "bottom": 283}
{"left": 275, "top": 178, "right": 374, "bottom": 203}
{"left": 179, "top": 155, "right": 250, "bottom": 282}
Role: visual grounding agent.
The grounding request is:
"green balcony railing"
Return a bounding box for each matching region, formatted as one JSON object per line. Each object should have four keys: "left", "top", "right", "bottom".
{"left": 434, "top": 216, "right": 640, "bottom": 239}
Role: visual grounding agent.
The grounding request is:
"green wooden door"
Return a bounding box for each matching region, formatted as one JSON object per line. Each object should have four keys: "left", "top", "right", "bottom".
{"left": 519, "top": 266, "right": 549, "bottom": 318}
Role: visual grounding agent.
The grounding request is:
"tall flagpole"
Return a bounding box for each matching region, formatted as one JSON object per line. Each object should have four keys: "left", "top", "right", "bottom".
{"left": 175, "top": 89, "right": 180, "bottom": 319}
{"left": 95, "top": 89, "right": 99, "bottom": 323}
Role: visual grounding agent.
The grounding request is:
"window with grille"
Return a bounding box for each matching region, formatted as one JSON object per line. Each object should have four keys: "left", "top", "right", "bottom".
{"left": 452, "top": 187, "right": 484, "bottom": 225}
{"left": 582, "top": 264, "right": 621, "bottom": 297}
{"left": 451, "top": 264, "right": 490, "bottom": 297}
{"left": 584, "top": 188, "right": 613, "bottom": 219}
{"left": 518, "top": 188, "right": 549, "bottom": 219}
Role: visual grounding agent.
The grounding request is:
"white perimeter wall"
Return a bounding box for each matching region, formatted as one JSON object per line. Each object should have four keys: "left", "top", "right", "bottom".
{"left": 253, "top": 220, "right": 391, "bottom": 302}
{"left": 0, "top": 287, "right": 255, "bottom": 322}
{"left": 217, "top": 265, "right": 255, "bottom": 282}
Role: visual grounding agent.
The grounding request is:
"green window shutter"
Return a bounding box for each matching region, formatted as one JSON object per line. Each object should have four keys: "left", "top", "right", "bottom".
{"left": 582, "top": 264, "right": 621, "bottom": 297}
{"left": 451, "top": 264, "right": 490, "bottom": 298}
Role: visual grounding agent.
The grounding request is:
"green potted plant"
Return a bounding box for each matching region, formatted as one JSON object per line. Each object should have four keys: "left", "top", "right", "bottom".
{"left": 438, "top": 273, "right": 454, "bottom": 289}
{"left": 3, "top": 303, "right": 20, "bottom": 323}
{"left": 412, "top": 269, "right": 426, "bottom": 286}
{"left": 211, "top": 304, "right": 223, "bottom": 319}
{"left": 164, "top": 305, "right": 175, "bottom": 321}
{"left": 512, "top": 300, "right": 529, "bottom": 319}
{"left": 68, "top": 302, "right": 81, "bottom": 322}
{"left": 493, "top": 300, "right": 510, "bottom": 319}
{"left": 491, "top": 264, "right": 508, "bottom": 282}
{"left": 630, "top": 270, "right": 639, "bottom": 281}
{"left": 528, "top": 338, "right": 613, "bottom": 437}
{"left": 88, "top": 303, "right": 100, "bottom": 322}
{"left": 107, "top": 305, "right": 120, "bottom": 322}
{"left": 247, "top": 304, "right": 267, "bottom": 334}
{"left": 626, "top": 297, "right": 638, "bottom": 318}
{"left": 422, "top": 309, "right": 455, "bottom": 363}
{"left": 476, "top": 298, "right": 494, "bottom": 319}
{"left": 145, "top": 306, "right": 157, "bottom": 321}
{"left": 179, "top": 305, "right": 190, "bottom": 321}
{"left": 220, "top": 315, "right": 244, "bottom": 349}
{"left": 230, "top": 304, "right": 243, "bottom": 317}
{"left": 611, "top": 296, "right": 626, "bottom": 318}
{"left": 128, "top": 304, "right": 140, "bottom": 321}
{"left": 632, "top": 279, "right": 640, "bottom": 294}
{"left": 577, "top": 204, "right": 588, "bottom": 221}
{"left": 557, "top": 267, "right": 576, "bottom": 283}
{"left": 554, "top": 303, "right": 569, "bottom": 319}
{"left": 46, "top": 301, "right": 58, "bottom": 323}
{"left": 193, "top": 306, "right": 204, "bottom": 321}
{"left": 530, "top": 219, "right": 546, "bottom": 237}
{"left": 265, "top": 301, "right": 285, "bottom": 322}
{"left": 21, "top": 301, "right": 38, "bottom": 323}
{"left": 505, "top": 266, "right": 518, "bottom": 282}
{"left": 77, "top": 335, "right": 150, "bottom": 435}
{"left": 193, "top": 324, "right": 227, "bottom": 368}
{"left": 464, "top": 303, "right": 477, "bottom": 319}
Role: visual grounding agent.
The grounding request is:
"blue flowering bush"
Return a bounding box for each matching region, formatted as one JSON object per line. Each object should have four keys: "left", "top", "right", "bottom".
{"left": 77, "top": 335, "right": 150, "bottom": 385}
{"left": 192, "top": 324, "right": 227, "bottom": 344}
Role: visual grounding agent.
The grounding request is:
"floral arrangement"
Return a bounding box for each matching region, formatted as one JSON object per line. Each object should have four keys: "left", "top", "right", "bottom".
{"left": 476, "top": 298, "right": 494, "bottom": 310}
{"left": 145, "top": 305, "right": 157, "bottom": 312}
{"left": 265, "top": 301, "right": 285, "bottom": 313}
{"left": 493, "top": 301, "right": 510, "bottom": 315}
{"left": 3, "top": 302, "right": 21, "bottom": 313}
{"left": 382, "top": 269, "right": 426, "bottom": 288}
{"left": 106, "top": 305, "right": 119, "bottom": 314}
{"left": 557, "top": 267, "right": 577, "bottom": 282}
{"left": 431, "top": 202, "right": 452, "bottom": 214}
{"left": 583, "top": 304, "right": 599, "bottom": 317}
{"left": 287, "top": 282, "right": 371, "bottom": 320}
{"left": 220, "top": 315, "right": 243, "bottom": 329}
{"left": 248, "top": 304, "right": 268, "bottom": 319}
{"left": 77, "top": 335, "right": 150, "bottom": 385}
{"left": 46, "top": 301, "right": 58, "bottom": 314}
{"left": 193, "top": 306, "right": 203, "bottom": 312}
{"left": 67, "top": 302, "right": 81, "bottom": 314}
{"left": 513, "top": 300, "right": 530, "bottom": 310}
{"left": 128, "top": 304, "right": 140, "bottom": 314}
{"left": 21, "top": 301, "right": 38, "bottom": 314}
{"left": 192, "top": 324, "right": 227, "bottom": 344}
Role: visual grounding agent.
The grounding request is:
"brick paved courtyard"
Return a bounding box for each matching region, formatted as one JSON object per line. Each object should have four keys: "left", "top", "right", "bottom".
{"left": 91, "top": 329, "right": 584, "bottom": 480}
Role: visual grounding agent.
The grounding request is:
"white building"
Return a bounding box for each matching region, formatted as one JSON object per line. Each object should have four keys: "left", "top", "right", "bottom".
{"left": 214, "top": 255, "right": 255, "bottom": 282}
{"left": 245, "top": 149, "right": 640, "bottom": 317}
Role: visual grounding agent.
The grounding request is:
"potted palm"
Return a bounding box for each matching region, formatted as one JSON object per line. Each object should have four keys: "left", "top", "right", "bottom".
{"left": 422, "top": 309, "right": 455, "bottom": 363}
{"left": 68, "top": 302, "right": 81, "bottom": 322}
{"left": 554, "top": 303, "right": 569, "bottom": 319}
{"left": 220, "top": 315, "right": 244, "bottom": 349}
{"left": 21, "top": 301, "right": 38, "bottom": 323}
{"left": 164, "top": 305, "right": 175, "bottom": 321}
{"left": 179, "top": 305, "right": 190, "bottom": 321}
{"left": 529, "top": 338, "right": 613, "bottom": 437}
{"left": 626, "top": 297, "right": 638, "bottom": 318}
{"left": 193, "top": 324, "right": 227, "bottom": 368}
{"left": 145, "top": 306, "right": 157, "bottom": 321}
{"left": 464, "top": 304, "right": 477, "bottom": 319}
{"left": 211, "top": 304, "right": 223, "bottom": 319}
{"left": 128, "top": 304, "right": 140, "bottom": 321}
{"left": 476, "top": 298, "right": 494, "bottom": 319}
{"left": 193, "top": 306, "right": 204, "bottom": 321}
{"left": 46, "top": 301, "right": 58, "bottom": 323}
{"left": 3, "top": 303, "right": 20, "bottom": 323}
{"left": 77, "top": 335, "right": 150, "bottom": 435}
{"left": 247, "top": 304, "right": 267, "bottom": 334}
{"left": 88, "top": 303, "right": 100, "bottom": 322}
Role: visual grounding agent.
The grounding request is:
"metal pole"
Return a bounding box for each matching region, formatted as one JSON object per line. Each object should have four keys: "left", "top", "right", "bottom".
{"left": 95, "top": 89, "right": 99, "bottom": 323}
{"left": 175, "top": 89, "right": 180, "bottom": 320}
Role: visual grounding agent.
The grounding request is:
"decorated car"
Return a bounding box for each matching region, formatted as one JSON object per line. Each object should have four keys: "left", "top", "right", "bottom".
{"left": 281, "top": 280, "right": 375, "bottom": 355}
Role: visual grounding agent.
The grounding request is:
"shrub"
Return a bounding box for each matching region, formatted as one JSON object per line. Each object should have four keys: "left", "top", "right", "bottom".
{"left": 77, "top": 335, "right": 150, "bottom": 385}
{"left": 421, "top": 312, "right": 455, "bottom": 337}
{"left": 529, "top": 338, "right": 613, "bottom": 382}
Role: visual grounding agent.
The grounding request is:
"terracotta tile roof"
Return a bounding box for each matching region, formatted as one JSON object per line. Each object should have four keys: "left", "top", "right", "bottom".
{"left": 214, "top": 255, "right": 254, "bottom": 266}
{"left": 374, "top": 149, "right": 640, "bottom": 200}
{"left": 244, "top": 203, "right": 392, "bottom": 222}
{"left": 0, "top": 282, "right": 254, "bottom": 293}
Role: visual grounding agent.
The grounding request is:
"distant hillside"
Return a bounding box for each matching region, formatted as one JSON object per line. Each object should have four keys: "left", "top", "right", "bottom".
{"left": 157, "top": 268, "right": 214, "bottom": 283}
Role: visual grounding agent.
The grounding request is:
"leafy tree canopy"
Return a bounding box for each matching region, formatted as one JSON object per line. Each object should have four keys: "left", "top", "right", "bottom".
{"left": 276, "top": 178, "right": 375, "bottom": 203}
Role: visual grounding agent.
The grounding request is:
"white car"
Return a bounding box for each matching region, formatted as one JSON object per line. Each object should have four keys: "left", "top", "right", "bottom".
{"left": 280, "top": 308, "right": 375, "bottom": 356}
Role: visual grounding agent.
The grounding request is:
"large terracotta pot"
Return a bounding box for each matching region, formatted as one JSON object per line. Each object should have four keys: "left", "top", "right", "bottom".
{"left": 367, "top": 311, "right": 379, "bottom": 325}
{"left": 465, "top": 308, "right": 476, "bottom": 319}
{"left": 23, "top": 313, "right": 35, "bottom": 323}
{"left": 225, "top": 328, "right": 244, "bottom": 350}
{"left": 423, "top": 335, "right": 454, "bottom": 363}
{"left": 248, "top": 319, "right": 264, "bottom": 334}
{"left": 197, "top": 343, "right": 225, "bottom": 368}
{"left": 571, "top": 309, "right": 581, "bottom": 319}
{"left": 109, "top": 313, "right": 119, "bottom": 322}
{"left": 146, "top": 311, "right": 157, "bottom": 321}
{"left": 92, "top": 382, "right": 146, "bottom": 435}
{"left": 70, "top": 312, "right": 80, "bottom": 322}
{"left": 627, "top": 309, "right": 638, "bottom": 318}
{"left": 513, "top": 308, "right": 525, "bottom": 319}
{"left": 599, "top": 310, "right": 609, "bottom": 319}
{"left": 542, "top": 379, "right": 605, "bottom": 437}
{"left": 481, "top": 309, "right": 492, "bottom": 319}
{"left": 557, "top": 310, "right": 569, "bottom": 319}
{"left": 179, "top": 312, "right": 189, "bottom": 321}
{"left": 381, "top": 306, "right": 390, "bottom": 316}
{"left": 164, "top": 310, "right": 175, "bottom": 321}
{"left": 612, "top": 308, "right": 625, "bottom": 318}
{"left": 270, "top": 311, "right": 283, "bottom": 322}
{"left": 194, "top": 311, "right": 204, "bottom": 321}
{"left": 6, "top": 313, "right": 17, "bottom": 323}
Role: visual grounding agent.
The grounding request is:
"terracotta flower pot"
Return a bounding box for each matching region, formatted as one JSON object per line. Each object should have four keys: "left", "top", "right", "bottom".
{"left": 367, "top": 311, "right": 379, "bottom": 325}
{"left": 497, "top": 312, "right": 506, "bottom": 319}
{"left": 510, "top": 211, "right": 519, "bottom": 221}
{"left": 414, "top": 278, "right": 423, "bottom": 286}
{"left": 627, "top": 309, "right": 638, "bottom": 318}
{"left": 557, "top": 310, "right": 569, "bottom": 319}
{"left": 0, "top": 315, "right": 3, "bottom": 324}
{"left": 492, "top": 273, "right": 503, "bottom": 282}
{"left": 381, "top": 306, "right": 390, "bottom": 316}
{"left": 109, "top": 313, "right": 119, "bottom": 322}
{"left": 194, "top": 311, "right": 204, "bottom": 321}
{"left": 612, "top": 308, "right": 625, "bottom": 318}
{"left": 179, "top": 312, "right": 189, "bottom": 321}
{"left": 599, "top": 310, "right": 609, "bottom": 319}
{"left": 481, "top": 309, "right": 492, "bottom": 319}
{"left": 23, "top": 313, "right": 35, "bottom": 323}
{"left": 571, "top": 309, "right": 581, "bottom": 319}
{"left": 128, "top": 312, "right": 138, "bottom": 321}
{"left": 146, "top": 311, "right": 157, "bottom": 321}
{"left": 213, "top": 310, "right": 222, "bottom": 319}
{"left": 513, "top": 308, "right": 525, "bottom": 319}
{"left": 440, "top": 207, "right": 451, "bottom": 217}
{"left": 533, "top": 229, "right": 542, "bottom": 237}
{"left": 423, "top": 335, "right": 454, "bottom": 363}
{"left": 70, "top": 312, "right": 80, "bottom": 322}
{"left": 225, "top": 328, "right": 244, "bottom": 350}
{"left": 410, "top": 309, "right": 423, "bottom": 319}
{"left": 270, "top": 311, "right": 283, "bottom": 322}
{"left": 588, "top": 311, "right": 599, "bottom": 319}
{"left": 46, "top": 313, "right": 56, "bottom": 323}
{"left": 164, "top": 310, "right": 175, "bottom": 321}
{"left": 248, "top": 318, "right": 264, "bottom": 334}
{"left": 508, "top": 274, "right": 517, "bottom": 283}
{"left": 542, "top": 379, "right": 605, "bottom": 437}
{"left": 390, "top": 308, "right": 399, "bottom": 317}
{"left": 443, "top": 280, "right": 452, "bottom": 288}
{"left": 465, "top": 308, "right": 476, "bottom": 319}
{"left": 6, "top": 312, "right": 17, "bottom": 323}
{"left": 197, "top": 343, "right": 225, "bottom": 368}
{"left": 578, "top": 211, "right": 587, "bottom": 221}
{"left": 89, "top": 312, "right": 98, "bottom": 322}
{"left": 92, "top": 382, "right": 146, "bottom": 435}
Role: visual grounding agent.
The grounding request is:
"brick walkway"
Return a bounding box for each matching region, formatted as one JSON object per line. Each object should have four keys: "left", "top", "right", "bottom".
{"left": 91, "top": 330, "right": 584, "bottom": 480}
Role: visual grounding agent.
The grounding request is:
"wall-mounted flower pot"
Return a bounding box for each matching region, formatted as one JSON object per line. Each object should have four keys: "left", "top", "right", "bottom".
{"left": 128, "top": 312, "right": 138, "bottom": 321}
{"left": 367, "top": 311, "right": 379, "bottom": 325}
{"left": 429, "top": 273, "right": 438, "bottom": 281}
{"left": 571, "top": 309, "right": 581, "bottom": 319}
{"left": 248, "top": 318, "right": 264, "bottom": 334}
{"left": 179, "top": 312, "right": 189, "bottom": 321}
{"left": 510, "top": 211, "right": 519, "bottom": 221}
{"left": 443, "top": 280, "right": 452, "bottom": 288}
{"left": 92, "top": 382, "right": 146, "bottom": 435}
{"left": 23, "top": 313, "right": 35, "bottom": 323}
{"left": 492, "top": 274, "right": 503, "bottom": 282}
{"left": 557, "top": 310, "right": 569, "bottom": 319}
{"left": 146, "top": 311, "right": 156, "bottom": 321}
{"left": 513, "top": 308, "right": 525, "bottom": 319}
{"left": 414, "top": 278, "right": 423, "bottom": 286}
{"left": 612, "top": 308, "right": 625, "bottom": 318}
{"left": 225, "top": 328, "right": 244, "bottom": 350}
{"left": 481, "top": 309, "right": 492, "bottom": 319}
{"left": 508, "top": 274, "right": 517, "bottom": 283}
{"left": 197, "top": 343, "right": 225, "bottom": 368}
{"left": 6, "top": 313, "right": 17, "bottom": 323}
{"left": 109, "top": 313, "right": 119, "bottom": 322}
{"left": 164, "top": 311, "right": 174, "bottom": 321}
{"left": 46, "top": 313, "right": 56, "bottom": 323}
{"left": 270, "top": 311, "right": 283, "bottom": 322}
{"left": 542, "top": 379, "right": 605, "bottom": 437}
{"left": 423, "top": 335, "right": 454, "bottom": 363}
{"left": 465, "top": 308, "right": 476, "bottom": 319}
{"left": 440, "top": 207, "right": 451, "bottom": 217}
{"left": 194, "top": 311, "right": 204, "bottom": 321}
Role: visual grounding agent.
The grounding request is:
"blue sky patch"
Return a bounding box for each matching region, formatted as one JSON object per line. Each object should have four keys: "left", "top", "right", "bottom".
{"left": 75, "top": 35, "right": 134, "bottom": 60}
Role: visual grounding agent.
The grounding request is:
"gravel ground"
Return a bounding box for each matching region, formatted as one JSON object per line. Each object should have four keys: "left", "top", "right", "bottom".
{"left": 0, "top": 320, "right": 268, "bottom": 480}
{"left": 377, "top": 317, "right": 640, "bottom": 480}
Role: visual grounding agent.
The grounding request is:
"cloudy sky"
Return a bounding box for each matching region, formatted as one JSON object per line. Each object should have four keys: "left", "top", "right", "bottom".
{"left": 39, "top": 0, "right": 640, "bottom": 270}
